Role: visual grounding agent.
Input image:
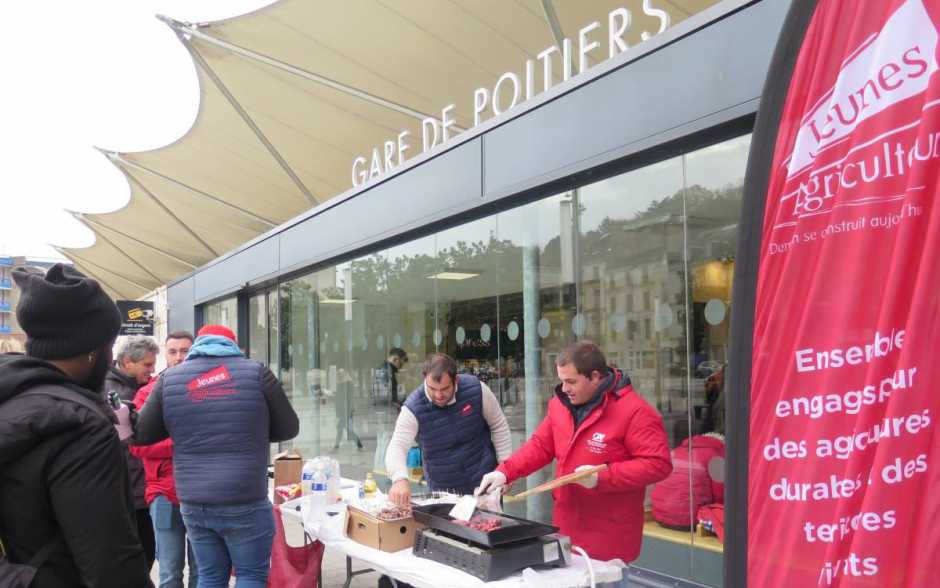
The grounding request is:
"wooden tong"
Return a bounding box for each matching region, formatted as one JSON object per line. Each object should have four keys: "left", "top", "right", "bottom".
{"left": 505, "top": 464, "right": 609, "bottom": 501}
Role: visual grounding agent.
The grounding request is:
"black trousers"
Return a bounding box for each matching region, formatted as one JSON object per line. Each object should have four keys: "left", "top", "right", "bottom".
{"left": 136, "top": 508, "right": 156, "bottom": 570}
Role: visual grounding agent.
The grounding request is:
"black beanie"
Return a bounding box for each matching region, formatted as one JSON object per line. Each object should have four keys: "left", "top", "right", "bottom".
{"left": 13, "top": 263, "right": 122, "bottom": 360}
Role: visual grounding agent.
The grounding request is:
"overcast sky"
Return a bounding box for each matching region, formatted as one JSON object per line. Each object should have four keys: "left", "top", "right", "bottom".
{"left": 0, "top": 0, "right": 273, "bottom": 260}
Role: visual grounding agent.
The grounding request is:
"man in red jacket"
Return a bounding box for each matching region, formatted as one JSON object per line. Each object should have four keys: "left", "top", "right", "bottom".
{"left": 477, "top": 341, "right": 672, "bottom": 562}
{"left": 131, "top": 331, "right": 197, "bottom": 588}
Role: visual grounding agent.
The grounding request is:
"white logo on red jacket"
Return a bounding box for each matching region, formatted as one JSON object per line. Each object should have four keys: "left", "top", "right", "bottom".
{"left": 186, "top": 365, "right": 236, "bottom": 402}
{"left": 587, "top": 432, "right": 608, "bottom": 454}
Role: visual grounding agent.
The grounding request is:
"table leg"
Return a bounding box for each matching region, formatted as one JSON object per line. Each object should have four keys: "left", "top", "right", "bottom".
{"left": 343, "top": 555, "right": 375, "bottom": 588}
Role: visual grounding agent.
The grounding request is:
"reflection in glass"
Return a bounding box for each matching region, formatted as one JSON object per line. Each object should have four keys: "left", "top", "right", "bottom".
{"left": 248, "top": 293, "right": 267, "bottom": 364}
{"left": 571, "top": 313, "right": 586, "bottom": 336}
{"left": 202, "top": 297, "right": 237, "bottom": 333}
{"left": 704, "top": 299, "right": 727, "bottom": 326}
{"left": 263, "top": 132, "right": 750, "bottom": 588}
{"left": 537, "top": 318, "right": 551, "bottom": 338}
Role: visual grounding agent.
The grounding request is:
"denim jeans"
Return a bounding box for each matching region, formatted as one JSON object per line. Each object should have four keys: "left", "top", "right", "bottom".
{"left": 150, "top": 495, "right": 199, "bottom": 588}
{"left": 181, "top": 499, "right": 274, "bottom": 588}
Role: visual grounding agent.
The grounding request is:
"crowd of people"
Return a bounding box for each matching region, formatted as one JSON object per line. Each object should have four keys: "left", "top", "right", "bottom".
{"left": 0, "top": 264, "right": 676, "bottom": 588}
{"left": 0, "top": 265, "right": 299, "bottom": 588}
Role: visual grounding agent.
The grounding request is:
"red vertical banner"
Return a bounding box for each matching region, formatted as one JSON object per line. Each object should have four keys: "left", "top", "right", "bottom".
{"left": 747, "top": 0, "right": 940, "bottom": 586}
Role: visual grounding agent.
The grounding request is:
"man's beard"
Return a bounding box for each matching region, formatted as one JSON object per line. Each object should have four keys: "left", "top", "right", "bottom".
{"left": 84, "top": 351, "right": 111, "bottom": 392}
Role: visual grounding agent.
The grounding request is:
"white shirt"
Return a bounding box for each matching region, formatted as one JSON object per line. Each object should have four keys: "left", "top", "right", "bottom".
{"left": 384, "top": 381, "right": 512, "bottom": 483}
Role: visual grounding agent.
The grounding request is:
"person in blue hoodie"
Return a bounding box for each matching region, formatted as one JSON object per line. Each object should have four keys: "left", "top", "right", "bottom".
{"left": 134, "top": 324, "right": 299, "bottom": 588}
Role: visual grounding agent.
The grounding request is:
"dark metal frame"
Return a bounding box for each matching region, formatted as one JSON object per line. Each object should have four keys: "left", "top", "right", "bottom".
{"left": 727, "top": 2, "right": 819, "bottom": 587}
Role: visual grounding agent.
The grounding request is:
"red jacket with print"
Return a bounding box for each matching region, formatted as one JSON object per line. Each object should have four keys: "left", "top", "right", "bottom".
{"left": 129, "top": 377, "right": 178, "bottom": 505}
{"left": 497, "top": 369, "right": 672, "bottom": 562}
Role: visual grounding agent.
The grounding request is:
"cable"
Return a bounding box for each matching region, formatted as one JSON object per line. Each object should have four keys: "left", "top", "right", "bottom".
{"left": 572, "top": 545, "right": 596, "bottom": 588}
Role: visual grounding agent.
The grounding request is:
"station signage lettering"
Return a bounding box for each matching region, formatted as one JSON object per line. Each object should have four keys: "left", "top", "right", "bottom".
{"left": 351, "top": 1, "right": 671, "bottom": 187}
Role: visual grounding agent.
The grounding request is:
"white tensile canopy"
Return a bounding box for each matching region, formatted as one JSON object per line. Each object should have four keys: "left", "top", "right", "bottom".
{"left": 61, "top": 0, "right": 716, "bottom": 300}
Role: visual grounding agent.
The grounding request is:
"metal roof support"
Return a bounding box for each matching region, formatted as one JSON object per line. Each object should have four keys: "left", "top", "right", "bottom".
{"left": 122, "top": 168, "right": 220, "bottom": 257}
{"left": 157, "top": 15, "right": 436, "bottom": 123}
{"left": 71, "top": 212, "right": 199, "bottom": 270}
{"left": 181, "top": 35, "right": 318, "bottom": 207}
{"left": 73, "top": 265, "right": 131, "bottom": 300}
{"left": 66, "top": 213, "right": 164, "bottom": 285}
{"left": 540, "top": 0, "right": 566, "bottom": 48}
{"left": 97, "top": 149, "right": 278, "bottom": 228}
{"left": 56, "top": 247, "right": 152, "bottom": 293}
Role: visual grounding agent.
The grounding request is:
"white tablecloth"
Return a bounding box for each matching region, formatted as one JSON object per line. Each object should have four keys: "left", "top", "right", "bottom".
{"left": 280, "top": 494, "right": 624, "bottom": 588}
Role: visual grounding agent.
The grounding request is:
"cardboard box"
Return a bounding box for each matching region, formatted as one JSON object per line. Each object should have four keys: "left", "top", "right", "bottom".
{"left": 346, "top": 506, "right": 425, "bottom": 552}
{"left": 273, "top": 451, "right": 303, "bottom": 504}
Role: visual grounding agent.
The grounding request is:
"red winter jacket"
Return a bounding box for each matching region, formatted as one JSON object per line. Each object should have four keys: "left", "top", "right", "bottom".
{"left": 129, "top": 377, "right": 178, "bottom": 505}
{"left": 497, "top": 370, "right": 672, "bottom": 562}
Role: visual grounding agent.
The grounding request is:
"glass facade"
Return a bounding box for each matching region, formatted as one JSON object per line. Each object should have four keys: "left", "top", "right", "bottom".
{"left": 202, "top": 133, "right": 750, "bottom": 586}
{"left": 202, "top": 297, "right": 238, "bottom": 334}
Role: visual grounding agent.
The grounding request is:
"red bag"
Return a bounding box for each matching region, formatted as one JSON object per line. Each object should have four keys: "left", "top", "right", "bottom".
{"left": 267, "top": 505, "right": 324, "bottom": 588}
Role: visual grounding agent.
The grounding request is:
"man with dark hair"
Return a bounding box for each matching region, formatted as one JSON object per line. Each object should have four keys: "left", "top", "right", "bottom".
{"left": 106, "top": 336, "right": 161, "bottom": 571}
{"left": 134, "top": 324, "right": 299, "bottom": 587}
{"left": 376, "top": 347, "right": 408, "bottom": 406}
{"left": 386, "top": 353, "right": 512, "bottom": 505}
{"left": 0, "top": 264, "right": 152, "bottom": 588}
{"left": 131, "top": 331, "right": 198, "bottom": 588}
{"left": 477, "top": 340, "right": 672, "bottom": 563}
{"left": 164, "top": 331, "right": 194, "bottom": 370}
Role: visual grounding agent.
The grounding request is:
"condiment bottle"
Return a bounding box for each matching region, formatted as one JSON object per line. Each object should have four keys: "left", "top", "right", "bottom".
{"left": 363, "top": 472, "right": 377, "bottom": 497}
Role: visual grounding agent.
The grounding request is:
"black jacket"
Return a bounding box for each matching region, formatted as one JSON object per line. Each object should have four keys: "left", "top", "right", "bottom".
{"left": 103, "top": 366, "right": 147, "bottom": 509}
{"left": 0, "top": 354, "right": 151, "bottom": 588}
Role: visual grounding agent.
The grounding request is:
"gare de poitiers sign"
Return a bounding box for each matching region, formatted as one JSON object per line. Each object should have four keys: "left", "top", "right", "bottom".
{"left": 351, "top": 1, "right": 672, "bottom": 188}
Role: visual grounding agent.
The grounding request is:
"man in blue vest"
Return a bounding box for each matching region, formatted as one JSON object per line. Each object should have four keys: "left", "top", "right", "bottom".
{"left": 386, "top": 353, "right": 512, "bottom": 504}
{"left": 133, "top": 324, "right": 299, "bottom": 588}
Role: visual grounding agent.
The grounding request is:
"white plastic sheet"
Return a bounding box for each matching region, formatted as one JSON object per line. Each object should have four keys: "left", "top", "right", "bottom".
{"left": 281, "top": 494, "right": 624, "bottom": 588}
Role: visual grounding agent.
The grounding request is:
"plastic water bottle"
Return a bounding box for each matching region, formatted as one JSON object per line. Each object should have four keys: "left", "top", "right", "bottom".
{"left": 309, "top": 469, "right": 328, "bottom": 521}
{"left": 301, "top": 460, "right": 315, "bottom": 495}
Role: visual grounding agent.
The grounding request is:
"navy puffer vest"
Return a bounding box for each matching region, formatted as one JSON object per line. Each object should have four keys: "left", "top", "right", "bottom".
{"left": 162, "top": 356, "right": 269, "bottom": 505}
{"left": 404, "top": 374, "right": 496, "bottom": 495}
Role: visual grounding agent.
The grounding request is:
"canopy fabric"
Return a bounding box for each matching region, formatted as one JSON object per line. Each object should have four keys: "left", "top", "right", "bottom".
{"left": 61, "top": 0, "right": 719, "bottom": 300}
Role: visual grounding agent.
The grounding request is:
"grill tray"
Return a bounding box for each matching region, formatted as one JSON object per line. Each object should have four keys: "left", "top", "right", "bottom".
{"left": 410, "top": 503, "right": 557, "bottom": 547}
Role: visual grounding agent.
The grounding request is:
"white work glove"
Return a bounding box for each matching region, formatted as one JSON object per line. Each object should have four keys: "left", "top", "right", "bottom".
{"left": 475, "top": 471, "right": 508, "bottom": 496}
{"left": 574, "top": 465, "right": 599, "bottom": 489}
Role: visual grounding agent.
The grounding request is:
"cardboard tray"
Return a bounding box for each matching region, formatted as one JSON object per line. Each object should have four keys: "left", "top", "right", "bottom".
{"left": 346, "top": 505, "right": 424, "bottom": 553}
{"left": 411, "top": 503, "right": 557, "bottom": 548}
